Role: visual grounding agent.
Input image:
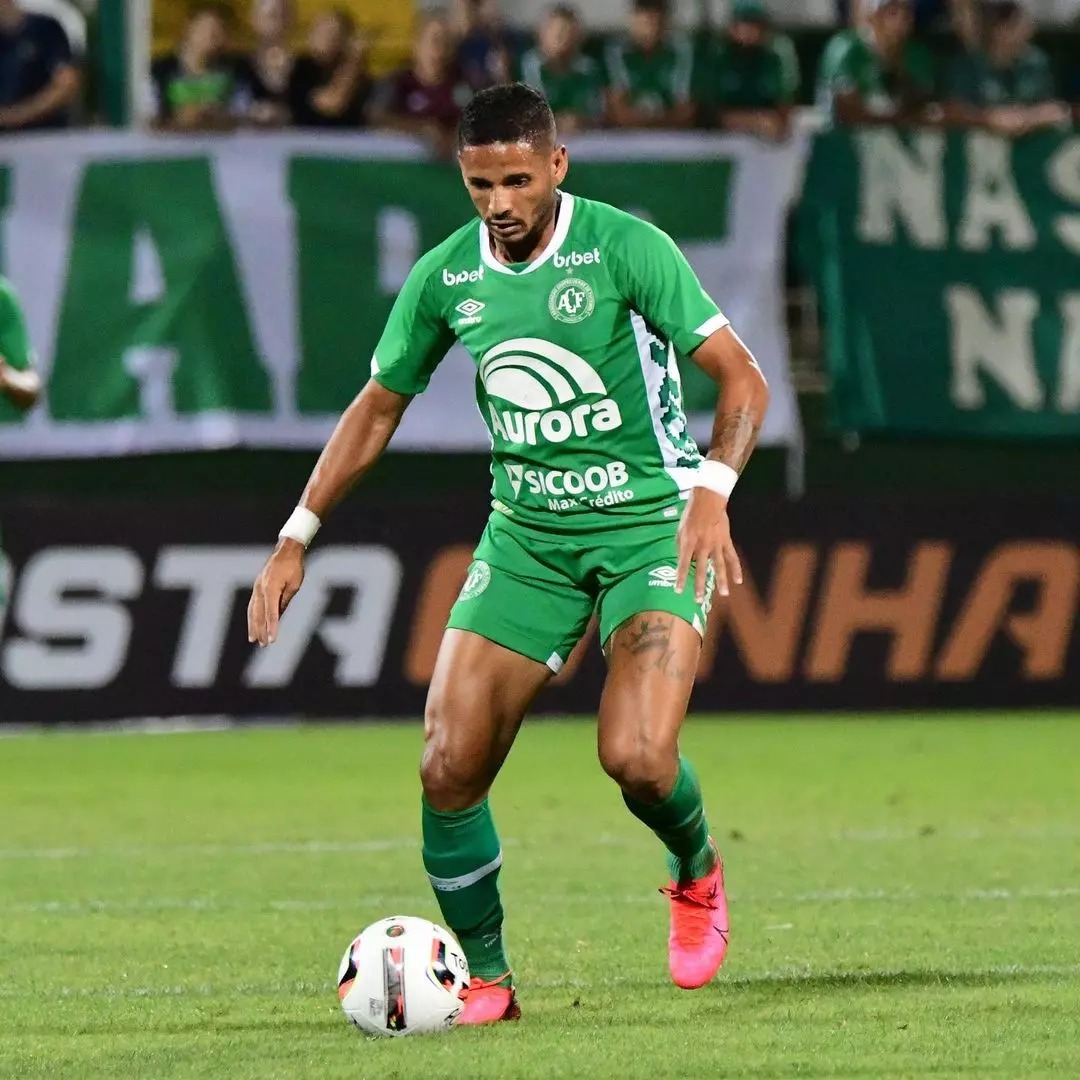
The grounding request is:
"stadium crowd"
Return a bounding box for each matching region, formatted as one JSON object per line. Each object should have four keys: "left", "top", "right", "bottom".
{"left": 0, "top": 0, "right": 1078, "bottom": 137}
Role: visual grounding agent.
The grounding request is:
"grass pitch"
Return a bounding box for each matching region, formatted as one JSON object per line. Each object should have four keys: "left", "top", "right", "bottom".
{"left": 1, "top": 714, "right": 1078, "bottom": 1079}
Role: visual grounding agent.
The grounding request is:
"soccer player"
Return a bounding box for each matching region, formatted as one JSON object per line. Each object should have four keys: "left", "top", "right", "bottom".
{"left": 0, "top": 276, "right": 43, "bottom": 621}
{"left": 247, "top": 83, "right": 768, "bottom": 1023}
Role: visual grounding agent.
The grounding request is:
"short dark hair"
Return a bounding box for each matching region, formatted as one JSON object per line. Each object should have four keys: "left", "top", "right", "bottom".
{"left": 548, "top": 3, "right": 580, "bottom": 21}
{"left": 458, "top": 83, "right": 556, "bottom": 150}
{"left": 324, "top": 4, "right": 356, "bottom": 35}
{"left": 632, "top": 0, "right": 668, "bottom": 14}
{"left": 983, "top": 0, "right": 1024, "bottom": 26}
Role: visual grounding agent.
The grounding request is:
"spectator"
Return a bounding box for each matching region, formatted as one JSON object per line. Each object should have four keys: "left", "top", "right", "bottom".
{"left": 0, "top": 0, "right": 80, "bottom": 130}
{"left": 605, "top": 0, "right": 696, "bottom": 128}
{"left": 945, "top": 0, "right": 1070, "bottom": 133}
{"left": 519, "top": 5, "right": 605, "bottom": 132}
{"left": 289, "top": 8, "right": 370, "bottom": 128}
{"left": 150, "top": 4, "right": 246, "bottom": 131}
{"left": 370, "top": 13, "right": 473, "bottom": 156}
{"left": 845, "top": 0, "right": 979, "bottom": 47}
{"left": 710, "top": 0, "right": 799, "bottom": 140}
{"left": 817, "top": 0, "right": 937, "bottom": 124}
{"left": 240, "top": 0, "right": 296, "bottom": 127}
{"left": 450, "top": 0, "right": 527, "bottom": 88}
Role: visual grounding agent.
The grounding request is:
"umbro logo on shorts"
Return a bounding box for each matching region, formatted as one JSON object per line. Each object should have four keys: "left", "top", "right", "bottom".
{"left": 648, "top": 566, "right": 678, "bottom": 588}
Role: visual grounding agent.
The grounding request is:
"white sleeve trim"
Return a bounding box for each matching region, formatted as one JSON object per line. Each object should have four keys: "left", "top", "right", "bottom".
{"left": 694, "top": 312, "right": 731, "bottom": 338}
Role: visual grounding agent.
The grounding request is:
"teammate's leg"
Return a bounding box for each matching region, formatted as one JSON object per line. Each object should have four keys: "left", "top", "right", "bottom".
{"left": 421, "top": 628, "right": 551, "bottom": 1022}
{"left": 597, "top": 611, "right": 728, "bottom": 989}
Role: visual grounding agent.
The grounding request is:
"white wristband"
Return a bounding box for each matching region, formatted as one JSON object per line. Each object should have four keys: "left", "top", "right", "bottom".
{"left": 692, "top": 460, "right": 739, "bottom": 499}
{"left": 278, "top": 506, "right": 321, "bottom": 548}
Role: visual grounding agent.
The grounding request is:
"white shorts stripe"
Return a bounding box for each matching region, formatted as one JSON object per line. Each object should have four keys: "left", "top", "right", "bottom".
{"left": 427, "top": 851, "right": 503, "bottom": 892}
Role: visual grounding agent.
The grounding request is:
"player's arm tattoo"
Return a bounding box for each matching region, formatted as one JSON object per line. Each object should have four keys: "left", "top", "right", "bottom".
{"left": 712, "top": 407, "right": 760, "bottom": 473}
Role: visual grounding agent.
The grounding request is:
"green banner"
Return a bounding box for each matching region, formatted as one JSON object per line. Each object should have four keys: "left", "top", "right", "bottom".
{"left": 801, "top": 129, "right": 1080, "bottom": 438}
{"left": 0, "top": 132, "right": 804, "bottom": 458}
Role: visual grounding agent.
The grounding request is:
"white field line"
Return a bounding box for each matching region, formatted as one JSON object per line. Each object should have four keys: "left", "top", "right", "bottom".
{"left": 2, "top": 826, "right": 1079, "bottom": 862}
{"left": 2, "top": 964, "right": 1079, "bottom": 1002}
{"left": 5, "top": 885, "right": 1078, "bottom": 916}
{"left": 0, "top": 838, "right": 419, "bottom": 861}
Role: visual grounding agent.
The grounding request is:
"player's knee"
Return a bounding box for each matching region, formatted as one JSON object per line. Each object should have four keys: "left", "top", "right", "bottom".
{"left": 598, "top": 735, "right": 675, "bottom": 803}
{"left": 419, "top": 738, "right": 487, "bottom": 811}
{"left": 420, "top": 697, "right": 490, "bottom": 811}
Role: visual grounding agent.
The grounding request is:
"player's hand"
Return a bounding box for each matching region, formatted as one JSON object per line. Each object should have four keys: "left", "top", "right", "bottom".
{"left": 247, "top": 539, "right": 306, "bottom": 647}
{"left": 675, "top": 489, "right": 743, "bottom": 604}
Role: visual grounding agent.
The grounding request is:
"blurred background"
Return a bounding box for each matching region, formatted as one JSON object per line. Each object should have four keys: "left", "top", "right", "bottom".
{"left": 1, "top": 0, "right": 1078, "bottom": 723}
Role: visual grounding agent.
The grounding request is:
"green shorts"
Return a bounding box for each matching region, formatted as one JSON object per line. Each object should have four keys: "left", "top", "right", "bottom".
{"left": 446, "top": 513, "right": 714, "bottom": 672}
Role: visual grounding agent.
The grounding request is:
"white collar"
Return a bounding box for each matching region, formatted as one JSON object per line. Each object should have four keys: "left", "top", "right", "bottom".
{"left": 479, "top": 191, "right": 575, "bottom": 276}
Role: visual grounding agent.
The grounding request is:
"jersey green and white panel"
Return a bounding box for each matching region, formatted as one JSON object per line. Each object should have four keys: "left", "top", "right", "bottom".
{"left": 371, "top": 194, "right": 727, "bottom": 534}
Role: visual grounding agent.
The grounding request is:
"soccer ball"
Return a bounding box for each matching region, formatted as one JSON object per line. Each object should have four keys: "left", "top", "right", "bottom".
{"left": 337, "top": 916, "right": 470, "bottom": 1037}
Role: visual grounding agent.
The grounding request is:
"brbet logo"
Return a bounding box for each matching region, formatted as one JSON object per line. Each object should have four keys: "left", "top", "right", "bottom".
{"left": 443, "top": 267, "right": 484, "bottom": 286}
{"left": 553, "top": 247, "right": 601, "bottom": 269}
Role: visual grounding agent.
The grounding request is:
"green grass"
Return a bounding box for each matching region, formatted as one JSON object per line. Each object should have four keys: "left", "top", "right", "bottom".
{"left": 1, "top": 715, "right": 1078, "bottom": 1079}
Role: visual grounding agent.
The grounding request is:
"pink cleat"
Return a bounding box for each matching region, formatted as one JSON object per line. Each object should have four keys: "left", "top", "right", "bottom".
{"left": 661, "top": 839, "right": 730, "bottom": 989}
{"left": 457, "top": 973, "right": 521, "bottom": 1025}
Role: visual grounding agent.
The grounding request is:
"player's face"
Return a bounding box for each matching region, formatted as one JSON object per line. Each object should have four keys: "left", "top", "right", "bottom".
{"left": 251, "top": 0, "right": 292, "bottom": 43}
{"left": 730, "top": 20, "right": 766, "bottom": 48}
{"left": 540, "top": 14, "right": 578, "bottom": 63}
{"left": 416, "top": 17, "right": 453, "bottom": 72}
{"left": 459, "top": 140, "right": 569, "bottom": 251}
{"left": 187, "top": 13, "right": 230, "bottom": 62}
{"left": 630, "top": 10, "right": 665, "bottom": 51}
{"left": 991, "top": 12, "right": 1032, "bottom": 56}
{"left": 309, "top": 13, "right": 346, "bottom": 62}
{"left": 873, "top": 2, "right": 913, "bottom": 48}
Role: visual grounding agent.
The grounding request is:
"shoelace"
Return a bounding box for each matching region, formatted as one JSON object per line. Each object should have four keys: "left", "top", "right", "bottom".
{"left": 660, "top": 882, "right": 719, "bottom": 947}
{"left": 466, "top": 972, "right": 512, "bottom": 995}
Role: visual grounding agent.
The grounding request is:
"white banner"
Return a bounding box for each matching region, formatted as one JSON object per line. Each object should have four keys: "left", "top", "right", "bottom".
{"left": 0, "top": 131, "right": 804, "bottom": 458}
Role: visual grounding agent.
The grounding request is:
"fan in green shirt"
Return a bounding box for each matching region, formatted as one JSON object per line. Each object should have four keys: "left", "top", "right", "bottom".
{"left": 817, "top": 0, "right": 937, "bottom": 125}
{"left": 709, "top": 0, "right": 800, "bottom": 141}
{"left": 0, "top": 276, "right": 43, "bottom": 617}
{"left": 519, "top": 5, "right": 606, "bottom": 132}
{"left": 944, "top": 0, "right": 1070, "bottom": 136}
{"left": 605, "top": 0, "right": 696, "bottom": 129}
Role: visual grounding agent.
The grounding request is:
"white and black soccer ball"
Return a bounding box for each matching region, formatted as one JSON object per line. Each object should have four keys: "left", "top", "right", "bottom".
{"left": 337, "top": 916, "right": 470, "bottom": 1037}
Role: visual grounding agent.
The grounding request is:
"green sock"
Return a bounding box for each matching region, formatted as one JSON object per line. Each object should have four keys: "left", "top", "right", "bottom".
{"left": 422, "top": 797, "right": 511, "bottom": 982}
{"left": 622, "top": 755, "right": 716, "bottom": 883}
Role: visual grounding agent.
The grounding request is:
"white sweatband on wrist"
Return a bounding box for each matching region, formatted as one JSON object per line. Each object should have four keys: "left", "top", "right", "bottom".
{"left": 692, "top": 460, "right": 739, "bottom": 499}
{"left": 278, "top": 506, "right": 321, "bottom": 548}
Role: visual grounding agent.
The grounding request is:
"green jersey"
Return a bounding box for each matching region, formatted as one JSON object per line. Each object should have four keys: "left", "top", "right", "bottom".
{"left": 0, "top": 276, "right": 34, "bottom": 424}
{"left": 711, "top": 33, "right": 800, "bottom": 110}
{"left": 519, "top": 50, "right": 605, "bottom": 121}
{"left": 371, "top": 194, "right": 727, "bottom": 534}
{"left": 817, "top": 29, "right": 935, "bottom": 118}
{"left": 604, "top": 36, "right": 694, "bottom": 114}
{"left": 946, "top": 46, "right": 1056, "bottom": 107}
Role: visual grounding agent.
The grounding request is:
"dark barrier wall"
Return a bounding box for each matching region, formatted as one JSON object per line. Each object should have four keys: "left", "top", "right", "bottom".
{"left": 1, "top": 496, "right": 1077, "bottom": 723}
